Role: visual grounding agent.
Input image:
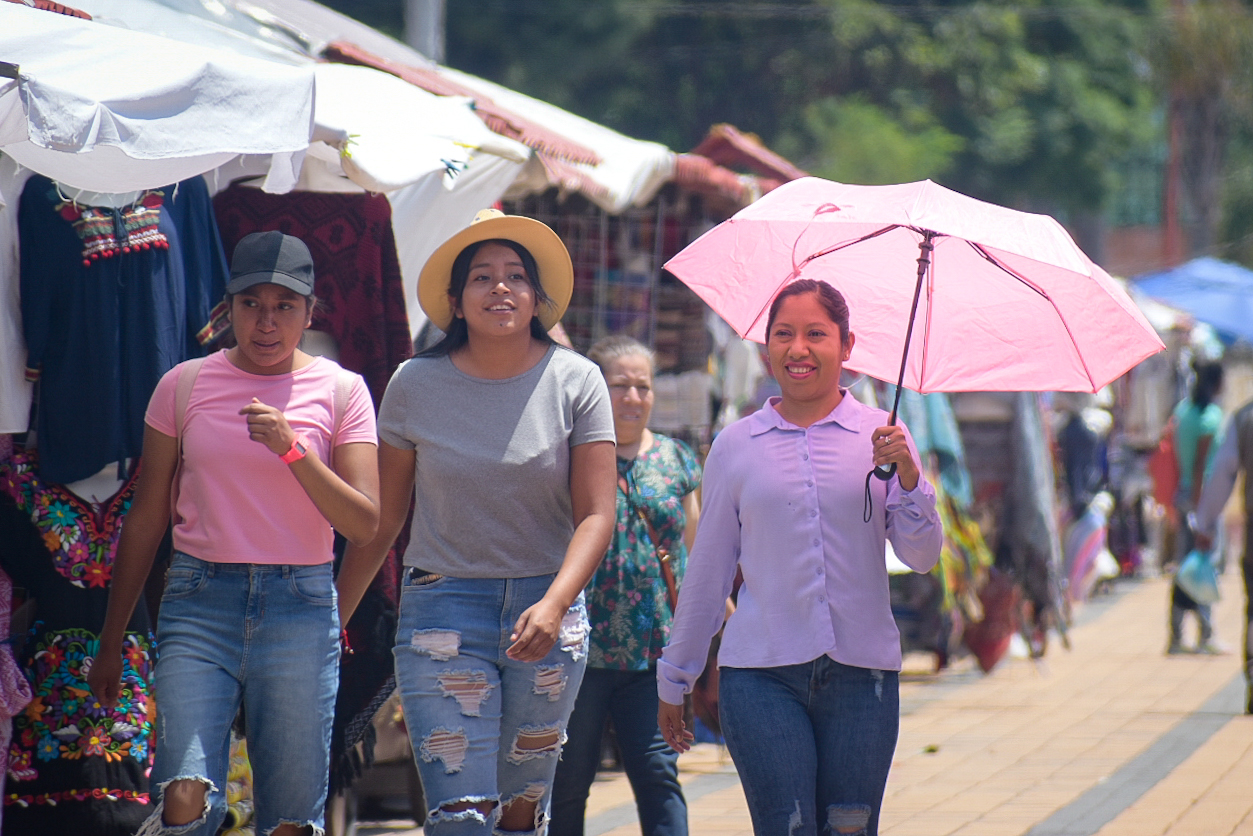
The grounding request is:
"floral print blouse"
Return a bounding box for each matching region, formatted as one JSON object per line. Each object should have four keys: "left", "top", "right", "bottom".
{"left": 586, "top": 435, "right": 701, "bottom": 671}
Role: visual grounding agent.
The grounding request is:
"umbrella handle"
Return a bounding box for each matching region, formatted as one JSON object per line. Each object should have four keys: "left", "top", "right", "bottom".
{"left": 873, "top": 462, "right": 897, "bottom": 480}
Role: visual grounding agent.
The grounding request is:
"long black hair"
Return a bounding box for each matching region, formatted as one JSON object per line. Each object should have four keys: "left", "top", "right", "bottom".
{"left": 1190, "top": 359, "right": 1224, "bottom": 409}
{"left": 418, "top": 239, "right": 555, "bottom": 358}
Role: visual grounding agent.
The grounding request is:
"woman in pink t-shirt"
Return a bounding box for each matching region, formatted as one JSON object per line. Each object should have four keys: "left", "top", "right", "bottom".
{"left": 89, "top": 231, "right": 380, "bottom": 836}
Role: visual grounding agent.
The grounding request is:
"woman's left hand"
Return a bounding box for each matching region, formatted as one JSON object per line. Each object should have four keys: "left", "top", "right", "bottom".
{"left": 240, "top": 398, "right": 296, "bottom": 456}
{"left": 507, "top": 596, "right": 565, "bottom": 662}
{"left": 872, "top": 424, "right": 920, "bottom": 491}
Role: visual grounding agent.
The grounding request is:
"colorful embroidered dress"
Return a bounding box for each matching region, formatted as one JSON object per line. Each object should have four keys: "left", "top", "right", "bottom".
{"left": 0, "top": 448, "right": 154, "bottom": 836}
{"left": 585, "top": 436, "right": 701, "bottom": 671}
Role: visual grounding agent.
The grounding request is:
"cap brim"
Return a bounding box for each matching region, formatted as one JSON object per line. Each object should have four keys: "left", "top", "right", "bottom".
{"left": 226, "top": 271, "right": 314, "bottom": 296}
{"left": 418, "top": 215, "right": 573, "bottom": 332}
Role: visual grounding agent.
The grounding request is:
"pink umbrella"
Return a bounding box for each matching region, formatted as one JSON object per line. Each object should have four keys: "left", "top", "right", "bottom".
{"left": 666, "top": 177, "right": 1163, "bottom": 397}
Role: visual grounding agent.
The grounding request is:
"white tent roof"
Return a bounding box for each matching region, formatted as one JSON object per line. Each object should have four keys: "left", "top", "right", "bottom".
{"left": 0, "top": 3, "right": 315, "bottom": 193}
{"left": 440, "top": 67, "right": 676, "bottom": 214}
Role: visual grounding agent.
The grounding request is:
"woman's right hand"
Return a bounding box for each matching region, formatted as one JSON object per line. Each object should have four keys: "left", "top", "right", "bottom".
{"left": 658, "top": 699, "right": 694, "bottom": 753}
{"left": 87, "top": 645, "right": 123, "bottom": 709}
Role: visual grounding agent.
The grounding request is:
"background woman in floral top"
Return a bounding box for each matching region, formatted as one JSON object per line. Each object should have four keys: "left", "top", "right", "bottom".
{"left": 551, "top": 335, "right": 702, "bottom": 836}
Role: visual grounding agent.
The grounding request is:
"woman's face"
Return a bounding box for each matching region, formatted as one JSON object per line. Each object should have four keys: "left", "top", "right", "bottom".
{"left": 766, "top": 291, "right": 852, "bottom": 410}
{"left": 604, "top": 353, "right": 654, "bottom": 445}
{"left": 229, "top": 284, "right": 312, "bottom": 374}
{"left": 453, "top": 242, "right": 537, "bottom": 339}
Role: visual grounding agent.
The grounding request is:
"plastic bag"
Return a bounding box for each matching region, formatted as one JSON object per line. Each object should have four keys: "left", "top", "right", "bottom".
{"left": 1176, "top": 549, "right": 1220, "bottom": 605}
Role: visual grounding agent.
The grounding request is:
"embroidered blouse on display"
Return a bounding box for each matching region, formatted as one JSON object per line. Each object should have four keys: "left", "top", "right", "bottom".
{"left": 19, "top": 174, "right": 229, "bottom": 484}
{"left": 0, "top": 448, "right": 154, "bottom": 836}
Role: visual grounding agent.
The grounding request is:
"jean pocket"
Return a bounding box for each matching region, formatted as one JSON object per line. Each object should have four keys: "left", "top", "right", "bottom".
{"left": 163, "top": 562, "right": 209, "bottom": 600}
{"left": 289, "top": 564, "right": 337, "bottom": 606}
{"left": 402, "top": 569, "right": 448, "bottom": 590}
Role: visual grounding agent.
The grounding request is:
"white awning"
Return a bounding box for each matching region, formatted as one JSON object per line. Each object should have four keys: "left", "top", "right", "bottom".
{"left": 0, "top": 3, "right": 315, "bottom": 193}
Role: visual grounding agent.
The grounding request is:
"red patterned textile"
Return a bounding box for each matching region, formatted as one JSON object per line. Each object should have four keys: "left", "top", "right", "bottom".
{"left": 212, "top": 186, "right": 412, "bottom": 407}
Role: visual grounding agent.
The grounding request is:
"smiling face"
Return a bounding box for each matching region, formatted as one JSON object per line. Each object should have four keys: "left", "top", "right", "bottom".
{"left": 229, "top": 283, "right": 313, "bottom": 375}
{"left": 604, "top": 353, "right": 654, "bottom": 446}
{"left": 452, "top": 241, "right": 538, "bottom": 340}
{"left": 766, "top": 290, "right": 854, "bottom": 420}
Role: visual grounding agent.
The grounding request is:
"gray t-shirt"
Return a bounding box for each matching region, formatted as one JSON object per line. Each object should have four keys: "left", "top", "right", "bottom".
{"left": 378, "top": 344, "right": 615, "bottom": 578}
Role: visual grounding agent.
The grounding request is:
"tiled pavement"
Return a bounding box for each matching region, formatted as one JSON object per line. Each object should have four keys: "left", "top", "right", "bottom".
{"left": 358, "top": 568, "right": 1252, "bottom": 836}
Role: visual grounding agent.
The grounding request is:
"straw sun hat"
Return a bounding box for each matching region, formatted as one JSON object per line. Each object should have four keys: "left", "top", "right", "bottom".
{"left": 418, "top": 209, "right": 574, "bottom": 332}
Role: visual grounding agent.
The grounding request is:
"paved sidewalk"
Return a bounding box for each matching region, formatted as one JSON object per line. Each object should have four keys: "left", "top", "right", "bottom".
{"left": 358, "top": 570, "right": 1251, "bottom": 836}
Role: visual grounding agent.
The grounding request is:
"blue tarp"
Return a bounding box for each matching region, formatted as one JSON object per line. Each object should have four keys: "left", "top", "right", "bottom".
{"left": 1132, "top": 257, "right": 1253, "bottom": 344}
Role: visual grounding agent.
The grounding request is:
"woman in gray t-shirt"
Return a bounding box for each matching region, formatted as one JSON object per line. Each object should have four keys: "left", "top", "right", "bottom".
{"left": 338, "top": 209, "right": 617, "bottom": 833}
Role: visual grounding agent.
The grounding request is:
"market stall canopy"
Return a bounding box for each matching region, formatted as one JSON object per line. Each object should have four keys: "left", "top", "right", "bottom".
{"left": 59, "top": 0, "right": 528, "bottom": 194}
{"left": 0, "top": 2, "right": 314, "bottom": 193}
{"left": 1131, "top": 256, "right": 1253, "bottom": 344}
{"left": 443, "top": 67, "right": 675, "bottom": 214}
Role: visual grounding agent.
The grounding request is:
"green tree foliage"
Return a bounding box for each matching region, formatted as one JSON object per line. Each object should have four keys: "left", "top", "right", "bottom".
{"left": 1149, "top": 0, "right": 1253, "bottom": 256}
{"left": 445, "top": 0, "right": 1157, "bottom": 219}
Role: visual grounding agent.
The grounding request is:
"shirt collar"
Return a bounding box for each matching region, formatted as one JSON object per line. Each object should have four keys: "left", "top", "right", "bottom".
{"left": 748, "top": 391, "right": 862, "bottom": 436}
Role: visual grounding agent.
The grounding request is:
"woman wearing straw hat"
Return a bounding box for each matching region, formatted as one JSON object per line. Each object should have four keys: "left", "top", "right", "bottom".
{"left": 338, "top": 209, "right": 617, "bottom": 834}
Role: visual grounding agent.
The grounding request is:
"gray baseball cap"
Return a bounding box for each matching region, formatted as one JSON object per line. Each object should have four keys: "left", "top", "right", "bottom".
{"left": 226, "top": 230, "right": 315, "bottom": 295}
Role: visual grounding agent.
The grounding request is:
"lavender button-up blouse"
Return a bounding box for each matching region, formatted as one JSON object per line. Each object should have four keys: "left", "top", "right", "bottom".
{"left": 657, "top": 392, "right": 942, "bottom": 706}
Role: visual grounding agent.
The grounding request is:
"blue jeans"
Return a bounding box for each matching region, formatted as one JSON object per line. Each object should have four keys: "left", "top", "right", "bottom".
{"left": 719, "top": 657, "right": 899, "bottom": 836}
{"left": 550, "top": 667, "right": 687, "bottom": 836}
{"left": 394, "top": 572, "right": 589, "bottom": 834}
{"left": 141, "top": 553, "right": 340, "bottom": 836}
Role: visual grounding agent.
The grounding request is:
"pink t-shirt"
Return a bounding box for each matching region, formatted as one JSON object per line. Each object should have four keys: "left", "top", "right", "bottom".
{"left": 146, "top": 351, "right": 377, "bottom": 565}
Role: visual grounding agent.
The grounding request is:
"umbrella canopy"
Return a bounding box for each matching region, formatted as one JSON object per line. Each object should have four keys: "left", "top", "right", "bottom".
{"left": 0, "top": 3, "right": 314, "bottom": 193}
{"left": 1131, "top": 256, "right": 1253, "bottom": 344}
{"left": 665, "top": 177, "right": 1163, "bottom": 394}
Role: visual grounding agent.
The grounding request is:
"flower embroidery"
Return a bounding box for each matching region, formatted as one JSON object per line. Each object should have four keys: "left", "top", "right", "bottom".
{"left": 10, "top": 629, "right": 153, "bottom": 781}
{"left": 585, "top": 436, "right": 702, "bottom": 671}
{"left": 0, "top": 450, "right": 138, "bottom": 588}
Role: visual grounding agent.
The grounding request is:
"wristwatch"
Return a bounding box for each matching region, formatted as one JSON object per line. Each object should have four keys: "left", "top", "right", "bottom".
{"left": 280, "top": 433, "right": 310, "bottom": 464}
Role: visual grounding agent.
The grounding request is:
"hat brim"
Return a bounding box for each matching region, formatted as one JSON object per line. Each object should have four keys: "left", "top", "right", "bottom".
{"left": 225, "top": 271, "right": 314, "bottom": 296}
{"left": 418, "top": 215, "right": 573, "bottom": 332}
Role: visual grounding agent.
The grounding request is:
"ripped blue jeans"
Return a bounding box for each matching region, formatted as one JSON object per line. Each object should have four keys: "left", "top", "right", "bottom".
{"left": 719, "top": 657, "right": 899, "bottom": 836}
{"left": 394, "top": 571, "right": 588, "bottom": 834}
{"left": 142, "top": 553, "right": 339, "bottom": 836}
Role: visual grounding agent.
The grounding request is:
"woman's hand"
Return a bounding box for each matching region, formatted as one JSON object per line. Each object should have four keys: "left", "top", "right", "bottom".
{"left": 872, "top": 424, "right": 920, "bottom": 491}
{"left": 507, "top": 595, "right": 566, "bottom": 662}
{"left": 239, "top": 398, "right": 296, "bottom": 455}
{"left": 658, "top": 699, "right": 694, "bottom": 753}
{"left": 87, "top": 641, "right": 124, "bottom": 709}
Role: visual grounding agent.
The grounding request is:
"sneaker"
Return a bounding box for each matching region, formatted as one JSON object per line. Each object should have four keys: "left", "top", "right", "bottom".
{"left": 1166, "top": 642, "right": 1186, "bottom": 655}
{"left": 1198, "top": 641, "right": 1231, "bottom": 655}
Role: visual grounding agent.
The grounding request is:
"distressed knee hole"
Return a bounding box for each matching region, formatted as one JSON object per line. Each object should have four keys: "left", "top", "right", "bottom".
{"left": 420, "top": 726, "right": 469, "bottom": 773}
{"left": 499, "top": 782, "right": 547, "bottom": 833}
{"left": 787, "top": 800, "right": 803, "bottom": 836}
{"left": 533, "top": 665, "right": 566, "bottom": 701}
{"left": 265, "top": 823, "right": 319, "bottom": 836}
{"left": 558, "top": 607, "right": 588, "bottom": 661}
{"left": 437, "top": 669, "right": 494, "bottom": 716}
{"left": 506, "top": 723, "right": 563, "bottom": 765}
{"left": 827, "top": 803, "right": 871, "bottom": 835}
{"left": 429, "top": 795, "right": 496, "bottom": 827}
{"left": 136, "top": 778, "right": 215, "bottom": 835}
{"left": 411, "top": 629, "right": 461, "bottom": 661}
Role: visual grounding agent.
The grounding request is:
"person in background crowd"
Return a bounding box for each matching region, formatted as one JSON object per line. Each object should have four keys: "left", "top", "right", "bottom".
{"left": 336, "top": 209, "right": 617, "bottom": 835}
{"left": 89, "top": 231, "right": 381, "bottom": 836}
{"left": 1168, "top": 359, "right": 1225, "bottom": 655}
{"left": 1193, "top": 390, "right": 1253, "bottom": 708}
{"left": 551, "top": 335, "right": 701, "bottom": 836}
{"left": 656, "top": 279, "right": 942, "bottom": 836}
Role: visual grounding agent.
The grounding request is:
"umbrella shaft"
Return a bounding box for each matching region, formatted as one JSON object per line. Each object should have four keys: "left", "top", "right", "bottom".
{"left": 888, "top": 232, "right": 935, "bottom": 425}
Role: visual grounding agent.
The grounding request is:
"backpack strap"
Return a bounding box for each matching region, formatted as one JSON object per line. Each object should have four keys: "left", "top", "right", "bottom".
{"left": 169, "top": 356, "right": 208, "bottom": 525}
{"left": 330, "top": 368, "right": 356, "bottom": 453}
